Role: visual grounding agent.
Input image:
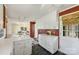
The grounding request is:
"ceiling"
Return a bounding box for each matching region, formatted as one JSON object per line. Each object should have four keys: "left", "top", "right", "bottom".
{"left": 6, "top": 4, "right": 76, "bottom": 20}
{"left": 7, "top": 4, "right": 54, "bottom": 19}
{"left": 62, "top": 11, "right": 79, "bottom": 25}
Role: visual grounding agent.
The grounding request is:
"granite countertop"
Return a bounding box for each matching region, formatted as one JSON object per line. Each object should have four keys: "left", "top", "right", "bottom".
{"left": 39, "top": 34, "right": 57, "bottom": 37}
{"left": 12, "top": 34, "right": 32, "bottom": 41}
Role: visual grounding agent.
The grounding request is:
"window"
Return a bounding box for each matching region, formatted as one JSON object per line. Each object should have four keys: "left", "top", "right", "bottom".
{"left": 63, "top": 25, "right": 69, "bottom": 36}
{"left": 62, "top": 11, "right": 79, "bottom": 38}
{"left": 63, "top": 24, "right": 79, "bottom": 38}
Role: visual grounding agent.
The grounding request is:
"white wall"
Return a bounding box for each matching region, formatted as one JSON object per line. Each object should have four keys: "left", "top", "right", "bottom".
{"left": 37, "top": 10, "right": 58, "bottom": 29}
{"left": 34, "top": 10, "right": 58, "bottom": 38}
{"left": 59, "top": 5, "right": 79, "bottom": 54}
{"left": 7, "top": 18, "right": 29, "bottom": 36}
{"left": 59, "top": 15, "right": 79, "bottom": 54}
{"left": 36, "top": 10, "right": 59, "bottom": 53}
{"left": 7, "top": 10, "right": 59, "bottom": 38}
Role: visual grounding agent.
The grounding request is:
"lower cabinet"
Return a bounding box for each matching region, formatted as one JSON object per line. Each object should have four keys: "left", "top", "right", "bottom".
{"left": 38, "top": 34, "right": 58, "bottom": 54}
{"left": 13, "top": 39, "right": 32, "bottom": 55}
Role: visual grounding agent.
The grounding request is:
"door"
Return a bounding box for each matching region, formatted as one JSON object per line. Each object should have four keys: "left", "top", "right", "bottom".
{"left": 30, "top": 21, "right": 36, "bottom": 38}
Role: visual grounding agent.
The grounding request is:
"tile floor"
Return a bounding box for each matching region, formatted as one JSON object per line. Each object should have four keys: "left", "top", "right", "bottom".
{"left": 32, "top": 44, "right": 66, "bottom": 55}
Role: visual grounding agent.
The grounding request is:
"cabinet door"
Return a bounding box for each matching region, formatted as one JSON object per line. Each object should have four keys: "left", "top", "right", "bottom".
{"left": 14, "top": 46, "right": 24, "bottom": 55}
{"left": 13, "top": 40, "right": 25, "bottom": 55}
{"left": 13, "top": 39, "right": 32, "bottom": 55}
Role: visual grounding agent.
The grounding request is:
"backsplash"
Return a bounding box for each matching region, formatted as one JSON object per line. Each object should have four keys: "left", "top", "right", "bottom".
{"left": 38, "top": 29, "right": 59, "bottom": 36}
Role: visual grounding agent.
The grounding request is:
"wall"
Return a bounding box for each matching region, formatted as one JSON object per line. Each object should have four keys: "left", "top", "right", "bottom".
{"left": 35, "top": 10, "right": 58, "bottom": 38}
{"left": 59, "top": 15, "right": 79, "bottom": 54}
{"left": 37, "top": 10, "right": 58, "bottom": 29}
{"left": 36, "top": 10, "right": 59, "bottom": 53}
{"left": 7, "top": 18, "right": 29, "bottom": 37}
{"left": 7, "top": 10, "right": 59, "bottom": 38}
{"left": 59, "top": 5, "right": 79, "bottom": 54}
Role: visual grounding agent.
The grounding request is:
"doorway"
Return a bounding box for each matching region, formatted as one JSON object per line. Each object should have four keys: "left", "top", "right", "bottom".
{"left": 30, "top": 21, "right": 36, "bottom": 38}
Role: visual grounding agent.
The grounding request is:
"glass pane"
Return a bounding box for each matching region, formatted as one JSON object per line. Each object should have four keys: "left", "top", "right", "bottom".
{"left": 63, "top": 31, "right": 66, "bottom": 36}
{"left": 78, "top": 24, "right": 79, "bottom": 38}
{"left": 63, "top": 26, "right": 66, "bottom": 30}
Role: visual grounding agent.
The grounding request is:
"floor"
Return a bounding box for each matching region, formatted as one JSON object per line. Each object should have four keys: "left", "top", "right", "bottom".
{"left": 32, "top": 44, "right": 66, "bottom": 55}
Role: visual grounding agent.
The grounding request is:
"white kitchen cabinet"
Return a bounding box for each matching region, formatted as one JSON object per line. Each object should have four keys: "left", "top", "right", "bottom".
{"left": 38, "top": 34, "right": 58, "bottom": 54}
{"left": 13, "top": 38, "right": 32, "bottom": 55}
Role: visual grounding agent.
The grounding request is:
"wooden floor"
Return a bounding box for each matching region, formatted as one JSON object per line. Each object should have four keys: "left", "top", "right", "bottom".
{"left": 32, "top": 44, "right": 65, "bottom": 55}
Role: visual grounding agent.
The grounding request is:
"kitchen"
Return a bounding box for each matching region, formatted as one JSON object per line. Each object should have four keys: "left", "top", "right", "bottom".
{"left": 0, "top": 4, "right": 79, "bottom": 55}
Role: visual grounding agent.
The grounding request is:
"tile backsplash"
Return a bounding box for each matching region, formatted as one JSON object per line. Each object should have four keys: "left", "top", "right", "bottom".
{"left": 38, "top": 29, "right": 59, "bottom": 36}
